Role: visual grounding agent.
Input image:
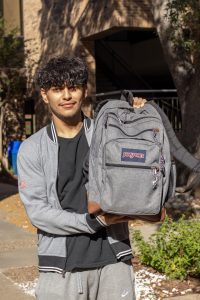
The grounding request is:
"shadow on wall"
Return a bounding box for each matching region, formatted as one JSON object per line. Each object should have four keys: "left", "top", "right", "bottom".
{"left": 34, "top": 0, "right": 162, "bottom": 129}
{"left": 38, "top": 0, "right": 154, "bottom": 62}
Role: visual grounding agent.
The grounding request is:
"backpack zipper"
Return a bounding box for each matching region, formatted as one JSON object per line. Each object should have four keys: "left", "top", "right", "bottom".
{"left": 152, "top": 128, "right": 166, "bottom": 177}
{"left": 105, "top": 163, "right": 159, "bottom": 170}
{"left": 106, "top": 113, "right": 160, "bottom": 125}
{"left": 123, "top": 116, "right": 160, "bottom": 124}
{"left": 105, "top": 163, "right": 160, "bottom": 189}
{"left": 108, "top": 124, "right": 155, "bottom": 138}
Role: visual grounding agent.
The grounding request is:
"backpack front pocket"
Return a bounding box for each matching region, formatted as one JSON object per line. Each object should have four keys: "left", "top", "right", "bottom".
{"left": 101, "top": 139, "right": 163, "bottom": 215}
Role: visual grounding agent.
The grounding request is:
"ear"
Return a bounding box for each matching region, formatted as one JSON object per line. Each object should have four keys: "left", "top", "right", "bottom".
{"left": 40, "top": 89, "right": 49, "bottom": 104}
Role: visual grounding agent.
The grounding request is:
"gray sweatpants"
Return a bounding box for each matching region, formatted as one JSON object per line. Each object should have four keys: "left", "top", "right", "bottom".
{"left": 35, "top": 261, "right": 136, "bottom": 300}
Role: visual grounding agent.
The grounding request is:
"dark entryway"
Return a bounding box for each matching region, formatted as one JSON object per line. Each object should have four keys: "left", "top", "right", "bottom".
{"left": 94, "top": 29, "right": 181, "bottom": 131}
{"left": 95, "top": 29, "right": 175, "bottom": 93}
{"left": 24, "top": 97, "right": 35, "bottom": 137}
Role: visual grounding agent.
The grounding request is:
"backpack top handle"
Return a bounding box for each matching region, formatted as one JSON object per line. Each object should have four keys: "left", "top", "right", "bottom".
{"left": 94, "top": 90, "right": 134, "bottom": 120}
{"left": 120, "top": 90, "right": 134, "bottom": 106}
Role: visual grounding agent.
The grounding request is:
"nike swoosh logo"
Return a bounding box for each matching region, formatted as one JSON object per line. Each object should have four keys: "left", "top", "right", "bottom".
{"left": 121, "top": 290, "right": 129, "bottom": 298}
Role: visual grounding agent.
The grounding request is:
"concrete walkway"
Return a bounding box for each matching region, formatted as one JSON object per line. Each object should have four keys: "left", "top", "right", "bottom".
{"left": 0, "top": 212, "right": 37, "bottom": 299}
{"left": 0, "top": 273, "right": 35, "bottom": 300}
{"left": 0, "top": 219, "right": 37, "bottom": 271}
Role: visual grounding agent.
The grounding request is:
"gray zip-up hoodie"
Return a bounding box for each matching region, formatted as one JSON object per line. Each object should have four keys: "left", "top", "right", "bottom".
{"left": 17, "top": 117, "right": 132, "bottom": 273}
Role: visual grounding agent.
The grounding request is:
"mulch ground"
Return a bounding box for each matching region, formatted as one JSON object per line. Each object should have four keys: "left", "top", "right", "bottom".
{"left": 0, "top": 193, "right": 36, "bottom": 234}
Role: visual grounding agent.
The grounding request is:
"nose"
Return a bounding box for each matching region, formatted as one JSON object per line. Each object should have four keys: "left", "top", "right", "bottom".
{"left": 63, "top": 87, "right": 72, "bottom": 100}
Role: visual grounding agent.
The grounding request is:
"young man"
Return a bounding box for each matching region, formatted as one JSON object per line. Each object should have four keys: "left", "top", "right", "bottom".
{"left": 17, "top": 56, "right": 136, "bottom": 300}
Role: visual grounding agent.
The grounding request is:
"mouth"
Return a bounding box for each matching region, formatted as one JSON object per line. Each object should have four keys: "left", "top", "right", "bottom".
{"left": 59, "top": 102, "right": 76, "bottom": 109}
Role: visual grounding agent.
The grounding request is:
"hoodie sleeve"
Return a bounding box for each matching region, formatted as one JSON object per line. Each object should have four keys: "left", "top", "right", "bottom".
{"left": 17, "top": 140, "right": 105, "bottom": 236}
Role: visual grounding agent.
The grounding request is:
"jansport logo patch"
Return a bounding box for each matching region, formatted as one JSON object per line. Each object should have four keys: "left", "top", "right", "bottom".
{"left": 121, "top": 148, "right": 146, "bottom": 163}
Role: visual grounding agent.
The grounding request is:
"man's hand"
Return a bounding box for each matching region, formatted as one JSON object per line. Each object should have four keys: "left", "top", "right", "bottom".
{"left": 130, "top": 208, "right": 166, "bottom": 223}
{"left": 160, "top": 207, "right": 166, "bottom": 222}
{"left": 133, "top": 97, "right": 147, "bottom": 108}
{"left": 97, "top": 207, "right": 166, "bottom": 226}
{"left": 97, "top": 213, "right": 131, "bottom": 226}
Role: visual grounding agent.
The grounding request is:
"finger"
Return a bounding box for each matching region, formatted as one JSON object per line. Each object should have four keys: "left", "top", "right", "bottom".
{"left": 133, "top": 97, "right": 147, "bottom": 108}
{"left": 160, "top": 208, "right": 167, "bottom": 222}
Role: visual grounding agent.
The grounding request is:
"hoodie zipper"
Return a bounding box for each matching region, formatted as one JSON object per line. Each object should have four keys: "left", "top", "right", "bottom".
{"left": 51, "top": 123, "right": 68, "bottom": 277}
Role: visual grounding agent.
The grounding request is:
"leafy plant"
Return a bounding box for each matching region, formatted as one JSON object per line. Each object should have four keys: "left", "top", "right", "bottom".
{"left": 0, "top": 18, "right": 24, "bottom": 68}
{"left": 166, "top": 0, "right": 200, "bottom": 63}
{"left": 131, "top": 217, "right": 200, "bottom": 280}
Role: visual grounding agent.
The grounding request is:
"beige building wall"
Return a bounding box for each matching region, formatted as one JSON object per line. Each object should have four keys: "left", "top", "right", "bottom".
{"left": 3, "top": 0, "right": 21, "bottom": 33}
{"left": 22, "top": 0, "right": 154, "bottom": 127}
{"left": 22, "top": 0, "right": 42, "bottom": 88}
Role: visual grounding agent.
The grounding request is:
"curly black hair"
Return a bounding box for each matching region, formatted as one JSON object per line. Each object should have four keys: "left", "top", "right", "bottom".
{"left": 36, "top": 56, "right": 88, "bottom": 90}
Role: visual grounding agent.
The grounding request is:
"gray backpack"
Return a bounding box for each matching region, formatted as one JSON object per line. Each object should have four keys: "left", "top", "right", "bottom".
{"left": 88, "top": 91, "right": 176, "bottom": 216}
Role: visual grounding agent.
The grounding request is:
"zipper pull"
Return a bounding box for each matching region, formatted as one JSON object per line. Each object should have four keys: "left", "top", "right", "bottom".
{"left": 118, "top": 117, "right": 123, "bottom": 125}
{"left": 160, "top": 152, "right": 165, "bottom": 177}
{"left": 152, "top": 167, "right": 159, "bottom": 189}
{"left": 152, "top": 128, "right": 161, "bottom": 146}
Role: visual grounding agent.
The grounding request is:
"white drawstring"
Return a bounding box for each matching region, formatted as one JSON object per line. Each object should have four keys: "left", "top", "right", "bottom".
{"left": 76, "top": 272, "right": 83, "bottom": 294}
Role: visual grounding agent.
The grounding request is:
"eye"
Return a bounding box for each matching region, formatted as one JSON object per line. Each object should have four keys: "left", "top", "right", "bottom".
{"left": 69, "top": 86, "right": 77, "bottom": 92}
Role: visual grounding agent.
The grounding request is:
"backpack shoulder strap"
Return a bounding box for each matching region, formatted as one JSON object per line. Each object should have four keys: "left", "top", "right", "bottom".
{"left": 93, "top": 99, "right": 110, "bottom": 120}
{"left": 84, "top": 117, "right": 94, "bottom": 146}
{"left": 149, "top": 100, "right": 200, "bottom": 171}
{"left": 149, "top": 100, "right": 200, "bottom": 192}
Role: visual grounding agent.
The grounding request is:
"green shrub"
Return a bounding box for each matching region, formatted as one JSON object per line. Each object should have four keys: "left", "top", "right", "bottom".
{"left": 131, "top": 217, "right": 200, "bottom": 280}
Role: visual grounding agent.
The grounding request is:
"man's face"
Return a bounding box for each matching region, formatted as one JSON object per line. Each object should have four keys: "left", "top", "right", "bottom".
{"left": 41, "top": 85, "right": 87, "bottom": 121}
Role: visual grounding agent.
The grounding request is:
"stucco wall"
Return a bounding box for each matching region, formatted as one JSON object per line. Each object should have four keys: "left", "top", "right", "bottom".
{"left": 22, "top": 0, "right": 154, "bottom": 127}
{"left": 3, "top": 0, "right": 21, "bottom": 33}
{"left": 23, "top": 0, "right": 154, "bottom": 87}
